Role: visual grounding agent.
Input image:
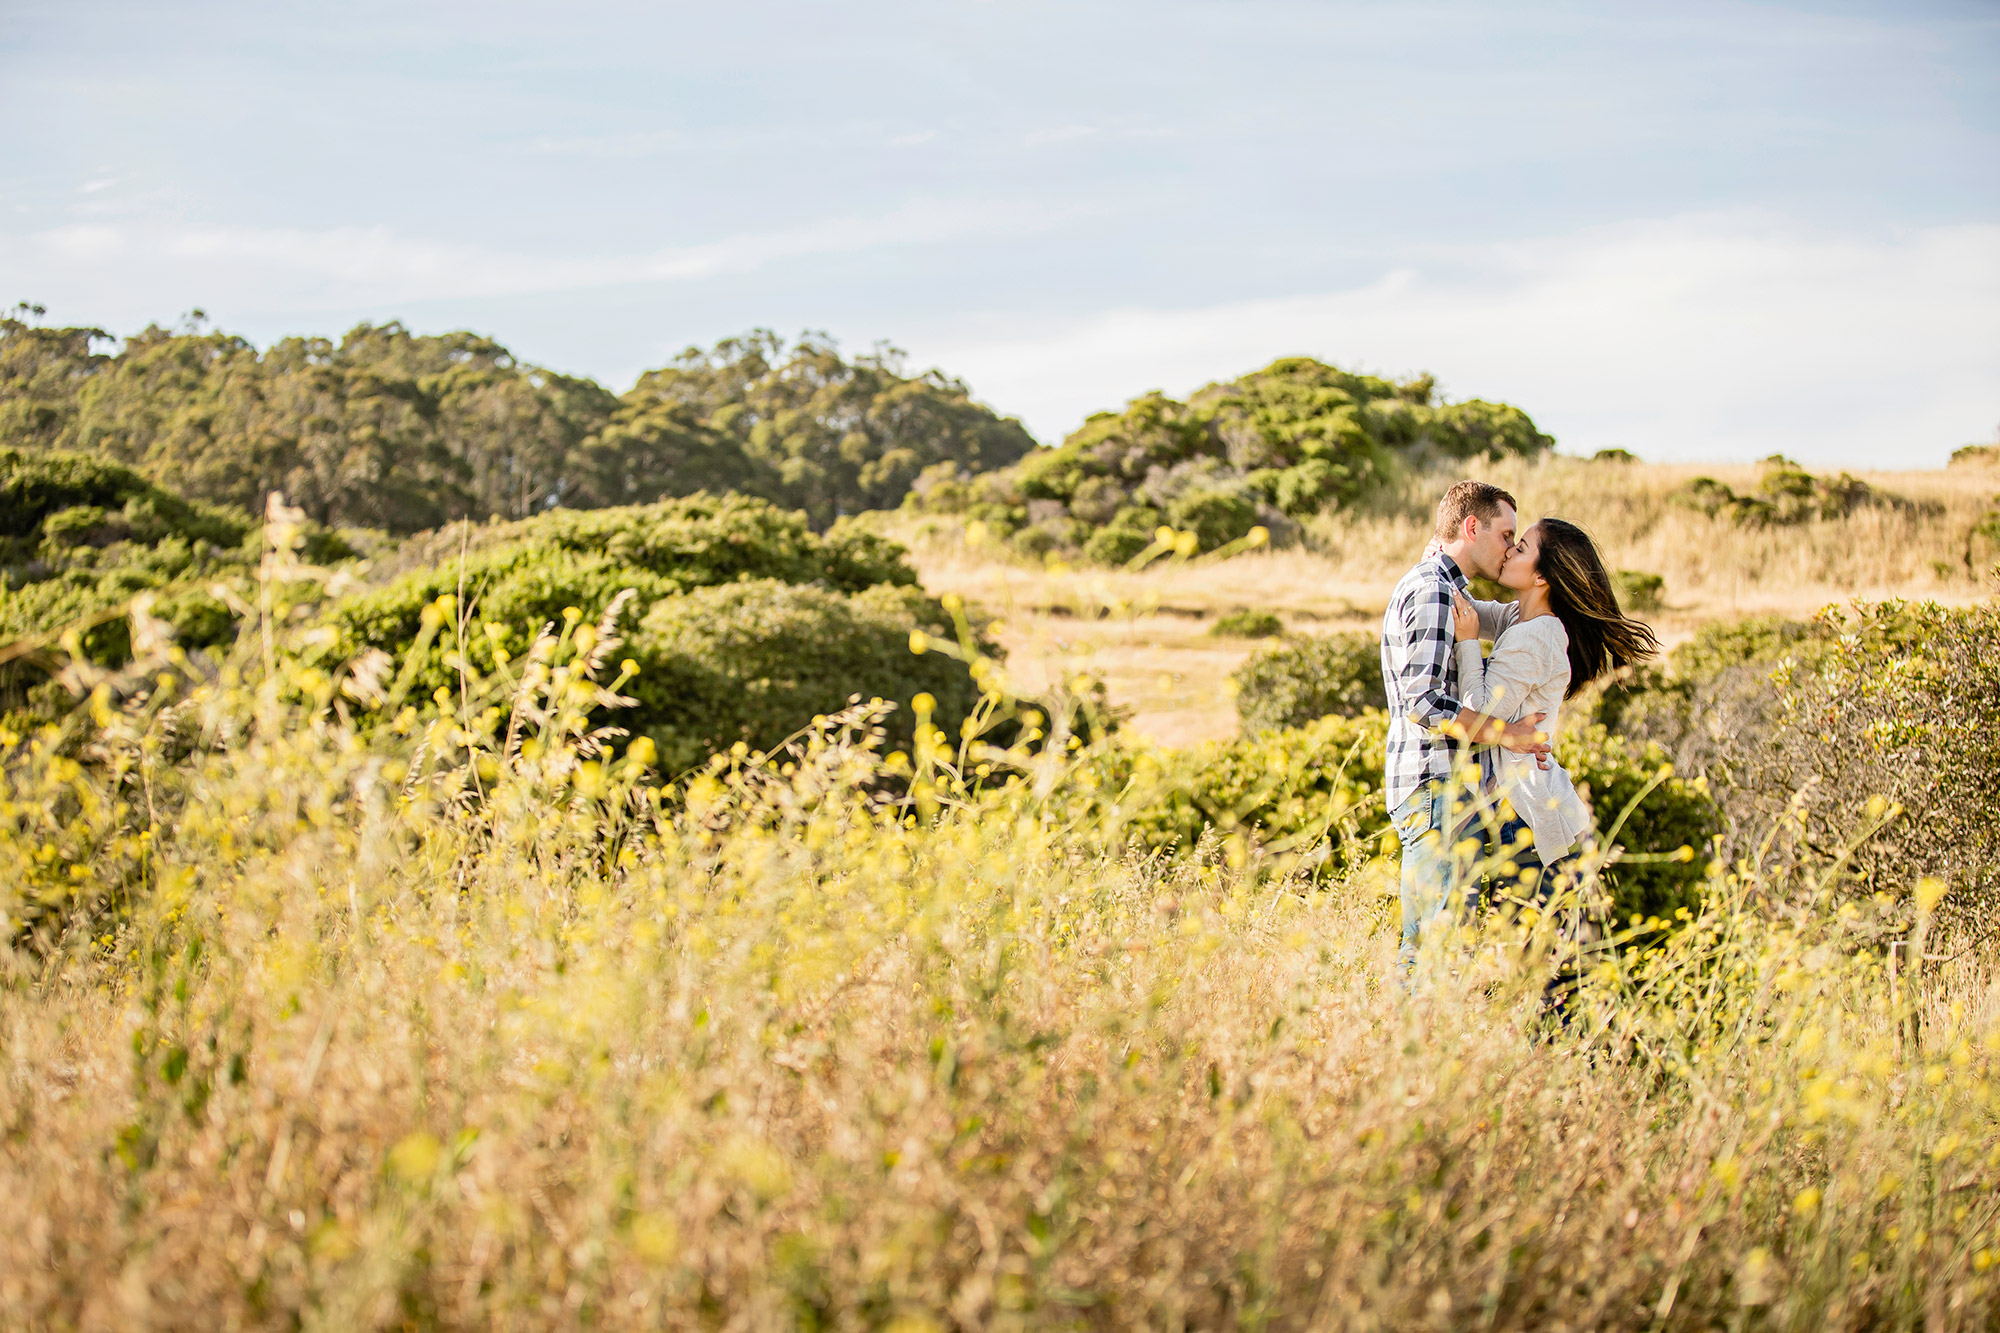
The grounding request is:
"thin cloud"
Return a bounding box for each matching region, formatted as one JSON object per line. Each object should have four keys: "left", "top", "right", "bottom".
{"left": 924, "top": 215, "right": 2000, "bottom": 468}
{"left": 1023, "top": 125, "right": 1100, "bottom": 145}
{"left": 6, "top": 195, "right": 1082, "bottom": 311}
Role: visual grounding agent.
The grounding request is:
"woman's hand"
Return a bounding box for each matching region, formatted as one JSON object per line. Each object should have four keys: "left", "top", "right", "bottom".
{"left": 1450, "top": 589, "right": 1480, "bottom": 643}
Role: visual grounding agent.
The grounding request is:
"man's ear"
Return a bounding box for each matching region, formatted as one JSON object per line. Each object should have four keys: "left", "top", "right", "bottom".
{"left": 1461, "top": 514, "right": 1481, "bottom": 543}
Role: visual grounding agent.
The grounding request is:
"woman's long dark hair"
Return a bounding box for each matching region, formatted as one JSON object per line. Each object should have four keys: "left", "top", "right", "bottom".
{"left": 1532, "top": 517, "right": 1660, "bottom": 697}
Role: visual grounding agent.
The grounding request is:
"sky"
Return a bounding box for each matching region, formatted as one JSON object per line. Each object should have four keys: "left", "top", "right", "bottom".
{"left": 2, "top": 0, "right": 1996, "bottom": 466}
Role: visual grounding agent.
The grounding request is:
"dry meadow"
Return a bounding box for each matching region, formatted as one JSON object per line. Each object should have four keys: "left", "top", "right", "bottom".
{"left": 1, "top": 456, "right": 1996, "bottom": 1331}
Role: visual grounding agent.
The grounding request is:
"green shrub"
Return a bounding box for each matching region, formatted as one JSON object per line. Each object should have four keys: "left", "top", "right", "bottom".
{"left": 1670, "top": 600, "right": 2000, "bottom": 946}
{"left": 629, "top": 581, "right": 982, "bottom": 772}
{"left": 1592, "top": 447, "right": 1639, "bottom": 463}
{"left": 1046, "top": 713, "right": 1388, "bottom": 874}
{"left": 1591, "top": 613, "right": 1829, "bottom": 760}
{"left": 1166, "top": 487, "right": 1259, "bottom": 550}
{"left": 1558, "top": 723, "right": 1720, "bottom": 920}
{"left": 0, "top": 447, "right": 247, "bottom": 547}
{"left": 1081, "top": 522, "right": 1156, "bottom": 567}
{"left": 912, "top": 357, "right": 1551, "bottom": 563}
{"left": 0, "top": 450, "right": 259, "bottom": 696}
{"left": 326, "top": 493, "right": 990, "bottom": 775}
{"left": 1612, "top": 569, "right": 1664, "bottom": 613}
{"left": 1232, "top": 631, "right": 1385, "bottom": 730}
{"left": 1051, "top": 710, "right": 1721, "bottom": 917}
{"left": 333, "top": 493, "right": 914, "bottom": 668}
{"left": 1671, "top": 458, "right": 1895, "bottom": 528}
{"left": 1210, "top": 608, "right": 1285, "bottom": 638}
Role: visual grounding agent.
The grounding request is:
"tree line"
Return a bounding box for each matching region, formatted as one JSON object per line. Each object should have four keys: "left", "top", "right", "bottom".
{"left": 0, "top": 312, "right": 1036, "bottom": 534}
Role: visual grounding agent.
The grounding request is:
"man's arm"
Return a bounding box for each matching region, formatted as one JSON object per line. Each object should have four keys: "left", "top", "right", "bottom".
{"left": 1394, "top": 580, "right": 1549, "bottom": 755}
{"left": 1390, "top": 582, "right": 1465, "bottom": 734}
{"left": 1449, "top": 706, "right": 1549, "bottom": 754}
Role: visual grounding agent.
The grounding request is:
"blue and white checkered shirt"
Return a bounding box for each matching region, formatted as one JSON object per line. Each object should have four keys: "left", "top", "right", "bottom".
{"left": 1380, "top": 553, "right": 1518, "bottom": 814}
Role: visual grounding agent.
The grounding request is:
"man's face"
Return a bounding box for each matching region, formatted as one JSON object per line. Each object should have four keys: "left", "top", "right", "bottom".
{"left": 1468, "top": 503, "right": 1517, "bottom": 581}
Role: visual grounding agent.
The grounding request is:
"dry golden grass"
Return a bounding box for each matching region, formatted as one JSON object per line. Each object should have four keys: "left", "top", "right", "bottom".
{"left": 890, "top": 455, "right": 1999, "bottom": 743}
{"left": 1, "top": 493, "right": 1996, "bottom": 1332}
{"left": 3, "top": 644, "right": 1996, "bottom": 1331}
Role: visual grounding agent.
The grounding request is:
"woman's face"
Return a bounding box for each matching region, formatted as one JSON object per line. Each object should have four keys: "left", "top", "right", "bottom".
{"left": 1497, "top": 521, "right": 1544, "bottom": 592}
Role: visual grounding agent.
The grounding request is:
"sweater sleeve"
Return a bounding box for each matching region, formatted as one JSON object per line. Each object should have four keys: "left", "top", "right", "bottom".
{"left": 1473, "top": 597, "right": 1519, "bottom": 644}
{"left": 1457, "top": 621, "right": 1557, "bottom": 723}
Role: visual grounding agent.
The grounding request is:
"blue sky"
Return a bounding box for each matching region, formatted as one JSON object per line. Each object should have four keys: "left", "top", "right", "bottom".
{"left": 3, "top": 0, "right": 1996, "bottom": 465}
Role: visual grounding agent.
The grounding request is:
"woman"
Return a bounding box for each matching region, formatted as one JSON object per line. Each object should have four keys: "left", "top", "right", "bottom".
{"left": 1448, "top": 516, "right": 1660, "bottom": 892}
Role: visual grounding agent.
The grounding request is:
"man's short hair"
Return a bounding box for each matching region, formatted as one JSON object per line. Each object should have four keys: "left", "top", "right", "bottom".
{"left": 1434, "top": 480, "right": 1518, "bottom": 542}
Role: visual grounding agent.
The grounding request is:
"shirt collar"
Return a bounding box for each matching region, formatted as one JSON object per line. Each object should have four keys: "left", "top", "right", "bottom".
{"left": 1433, "top": 551, "right": 1470, "bottom": 589}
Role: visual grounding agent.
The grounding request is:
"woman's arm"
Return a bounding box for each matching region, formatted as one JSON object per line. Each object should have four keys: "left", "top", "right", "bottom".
{"left": 1456, "top": 623, "right": 1555, "bottom": 725}
{"left": 1447, "top": 593, "right": 1552, "bottom": 756}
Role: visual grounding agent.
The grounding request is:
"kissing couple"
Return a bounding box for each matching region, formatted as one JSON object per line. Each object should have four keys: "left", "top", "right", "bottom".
{"left": 1380, "top": 479, "right": 1661, "bottom": 975}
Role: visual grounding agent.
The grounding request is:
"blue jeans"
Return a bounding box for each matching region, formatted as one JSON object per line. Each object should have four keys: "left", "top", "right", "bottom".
{"left": 1393, "top": 784, "right": 1478, "bottom": 976}
{"left": 1483, "top": 816, "right": 1585, "bottom": 1026}
{"left": 1481, "top": 817, "right": 1581, "bottom": 911}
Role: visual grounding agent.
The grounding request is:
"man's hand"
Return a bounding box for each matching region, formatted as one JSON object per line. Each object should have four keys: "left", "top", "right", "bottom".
{"left": 1449, "top": 589, "right": 1480, "bottom": 644}
{"left": 1496, "top": 712, "right": 1552, "bottom": 761}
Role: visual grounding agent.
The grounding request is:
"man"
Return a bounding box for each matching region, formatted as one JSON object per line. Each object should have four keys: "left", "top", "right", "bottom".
{"left": 1381, "top": 480, "right": 1551, "bottom": 975}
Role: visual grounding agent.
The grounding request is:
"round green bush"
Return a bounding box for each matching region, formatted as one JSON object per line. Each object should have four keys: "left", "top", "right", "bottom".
{"left": 1232, "top": 631, "right": 1386, "bottom": 730}
{"left": 1081, "top": 525, "right": 1154, "bottom": 566}
{"left": 1612, "top": 570, "right": 1664, "bottom": 613}
{"left": 629, "top": 580, "right": 984, "bottom": 772}
{"left": 1166, "top": 487, "right": 1258, "bottom": 551}
{"left": 1210, "top": 609, "right": 1285, "bottom": 638}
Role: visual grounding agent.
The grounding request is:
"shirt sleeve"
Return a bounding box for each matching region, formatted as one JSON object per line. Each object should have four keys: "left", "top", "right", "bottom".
{"left": 1395, "top": 581, "right": 1462, "bottom": 731}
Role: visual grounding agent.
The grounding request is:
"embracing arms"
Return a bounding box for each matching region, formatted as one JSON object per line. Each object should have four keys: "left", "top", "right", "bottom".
{"left": 1391, "top": 582, "right": 1548, "bottom": 756}
{"left": 1449, "top": 591, "right": 1555, "bottom": 756}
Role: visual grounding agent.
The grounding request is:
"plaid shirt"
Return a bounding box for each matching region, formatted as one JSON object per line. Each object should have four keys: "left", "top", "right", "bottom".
{"left": 1380, "top": 553, "right": 1517, "bottom": 813}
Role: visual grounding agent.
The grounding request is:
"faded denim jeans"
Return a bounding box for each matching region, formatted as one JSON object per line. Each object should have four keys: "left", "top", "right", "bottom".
{"left": 1392, "top": 783, "right": 1480, "bottom": 979}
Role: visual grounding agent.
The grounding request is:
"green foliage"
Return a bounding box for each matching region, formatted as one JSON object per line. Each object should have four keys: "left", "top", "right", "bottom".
{"left": 631, "top": 581, "right": 982, "bottom": 772}
{"left": 1208, "top": 608, "right": 1284, "bottom": 638}
{"left": 0, "top": 449, "right": 257, "bottom": 687}
{"left": 1645, "top": 600, "right": 2000, "bottom": 945}
{"left": 1058, "top": 710, "right": 1720, "bottom": 917}
{"left": 594, "top": 331, "right": 1034, "bottom": 528}
{"left": 1611, "top": 569, "right": 1664, "bottom": 613}
{"left": 1556, "top": 724, "right": 1719, "bottom": 919}
{"left": 1671, "top": 457, "right": 1888, "bottom": 528}
{"left": 0, "top": 317, "right": 1033, "bottom": 534}
{"left": 0, "top": 446, "right": 246, "bottom": 549}
{"left": 1053, "top": 713, "right": 1388, "bottom": 873}
{"left": 1591, "top": 447, "right": 1639, "bottom": 463}
{"left": 0, "top": 315, "right": 111, "bottom": 452}
{"left": 1948, "top": 441, "right": 1999, "bottom": 469}
{"left": 1231, "top": 631, "right": 1386, "bottom": 729}
{"left": 910, "top": 356, "right": 1552, "bottom": 561}
{"left": 1590, "top": 613, "right": 1826, "bottom": 741}
{"left": 326, "top": 492, "right": 985, "bottom": 774}
{"left": 1080, "top": 508, "right": 1165, "bottom": 565}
